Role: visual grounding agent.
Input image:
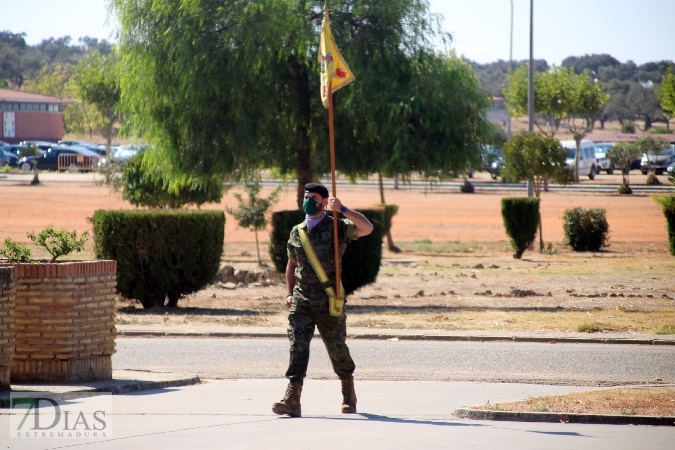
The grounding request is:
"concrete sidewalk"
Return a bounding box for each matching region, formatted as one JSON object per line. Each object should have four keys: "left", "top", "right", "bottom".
{"left": 1, "top": 325, "right": 673, "bottom": 449}
{"left": 1, "top": 379, "right": 673, "bottom": 449}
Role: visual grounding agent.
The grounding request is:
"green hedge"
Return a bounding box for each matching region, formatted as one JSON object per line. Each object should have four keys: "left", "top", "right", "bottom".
{"left": 562, "top": 208, "right": 609, "bottom": 252}
{"left": 269, "top": 209, "right": 384, "bottom": 295}
{"left": 93, "top": 209, "right": 224, "bottom": 308}
{"left": 501, "top": 197, "right": 540, "bottom": 259}
{"left": 665, "top": 204, "right": 675, "bottom": 256}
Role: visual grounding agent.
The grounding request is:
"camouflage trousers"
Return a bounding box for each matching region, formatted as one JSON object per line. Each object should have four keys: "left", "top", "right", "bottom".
{"left": 284, "top": 289, "right": 355, "bottom": 383}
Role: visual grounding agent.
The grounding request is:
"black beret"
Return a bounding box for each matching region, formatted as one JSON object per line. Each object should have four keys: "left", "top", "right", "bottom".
{"left": 304, "top": 183, "right": 329, "bottom": 198}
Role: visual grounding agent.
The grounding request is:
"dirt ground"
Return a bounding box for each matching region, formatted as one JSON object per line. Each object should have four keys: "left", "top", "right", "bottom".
{"left": 0, "top": 171, "right": 669, "bottom": 248}
{"left": 3, "top": 170, "right": 672, "bottom": 332}
{"left": 2, "top": 170, "right": 674, "bottom": 415}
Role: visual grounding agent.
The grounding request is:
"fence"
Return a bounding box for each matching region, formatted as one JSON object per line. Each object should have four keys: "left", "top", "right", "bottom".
{"left": 58, "top": 153, "right": 97, "bottom": 172}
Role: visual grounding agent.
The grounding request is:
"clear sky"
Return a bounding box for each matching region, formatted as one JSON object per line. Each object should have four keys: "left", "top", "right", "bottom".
{"left": 1, "top": 0, "right": 673, "bottom": 66}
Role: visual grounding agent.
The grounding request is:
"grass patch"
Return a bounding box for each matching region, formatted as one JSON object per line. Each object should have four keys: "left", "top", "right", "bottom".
{"left": 473, "top": 388, "right": 675, "bottom": 416}
{"left": 577, "top": 322, "right": 602, "bottom": 333}
{"left": 656, "top": 326, "right": 675, "bottom": 335}
{"left": 398, "top": 239, "right": 488, "bottom": 254}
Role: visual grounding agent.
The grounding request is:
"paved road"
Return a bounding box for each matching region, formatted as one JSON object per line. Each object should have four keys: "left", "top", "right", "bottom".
{"left": 114, "top": 337, "right": 675, "bottom": 386}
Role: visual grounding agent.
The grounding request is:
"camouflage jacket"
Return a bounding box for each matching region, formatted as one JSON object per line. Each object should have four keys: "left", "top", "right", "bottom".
{"left": 287, "top": 214, "right": 358, "bottom": 289}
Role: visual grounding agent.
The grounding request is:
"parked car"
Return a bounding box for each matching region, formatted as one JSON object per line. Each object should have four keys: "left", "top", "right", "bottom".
{"left": 486, "top": 148, "right": 505, "bottom": 180}
{"left": 97, "top": 144, "right": 145, "bottom": 168}
{"left": 640, "top": 145, "right": 675, "bottom": 175}
{"left": 0, "top": 148, "right": 18, "bottom": 167}
{"left": 17, "top": 146, "right": 101, "bottom": 172}
{"left": 19, "top": 140, "right": 58, "bottom": 148}
{"left": 59, "top": 140, "right": 107, "bottom": 156}
{"left": 561, "top": 139, "right": 597, "bottom": 180}
{"left": 594, "top": 142, "right": 616, "bottom": 174}
{"left": 667, "top": 161, "right": 675, "bottom": 175}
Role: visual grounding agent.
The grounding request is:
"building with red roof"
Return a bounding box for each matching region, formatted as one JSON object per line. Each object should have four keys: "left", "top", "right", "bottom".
{"left": 0, "top": 88, "right": 73, "bottom": 144}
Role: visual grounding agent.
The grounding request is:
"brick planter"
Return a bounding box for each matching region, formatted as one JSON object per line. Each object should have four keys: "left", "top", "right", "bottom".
{"left": 10, "top": 261, "right": 117, "bottom": 383}
{"left": 0, "top": 267, "right": 15, "bottom": 391}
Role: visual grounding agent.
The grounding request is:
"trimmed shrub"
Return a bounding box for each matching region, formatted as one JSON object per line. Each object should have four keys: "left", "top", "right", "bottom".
{"left": 645, "top": 173, "right": 662, "bottom": 185}
{"left": 652, "top": 195, "right": 675, "bottom": 256}
{"left": 562, "top": 208, "right": 609, "bottom": 252}
{"left": 460, "top": 180, "right": 475, "bottom": 193}
{"left": 93, "top": 209, "right": 224, "bottom": 308}
{"left": 617, "top": 184, "right": 632, "bottom": 195}
{"left": 501, "top": 197, "right": 540, "bottom": 259}
{"left": 666, "top": 205, "right": 675, "bottom": 256}
{"left": 620, "top": 123, "right": 636, "bottom": 134}
{"left": 269, "top": 209, "right": 384, "bottom": 295}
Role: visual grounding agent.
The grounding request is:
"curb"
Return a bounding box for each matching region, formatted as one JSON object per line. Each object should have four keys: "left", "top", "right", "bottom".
{"left": 116, "top": 329, "right": 675, "bottom": 346}
{"left": 0, "top": 371, "right": 200, "bottom": 408}
{"left": 454, "top": 408, "right": 675, "bottom": 426}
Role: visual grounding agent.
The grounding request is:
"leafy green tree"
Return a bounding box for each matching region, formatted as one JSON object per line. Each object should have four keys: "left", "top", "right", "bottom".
{"left": 337, "top": 50, "right": 491, "bottom": 189}
{"left": 561, "top": 70, "right": 610, "bottom": 182}
{"left": 122, "top": 151, "right": 224, "bottom": 209}
{"left": 562, "top": 54, "right": 620, "bottom": 75}
{"left": 504, "top": 65, "right": 609, "bottom": 182}
{"left": 227, "top": 177, "right": 282, "bottom": 266}
{"left": 626, "top": 82, "right": 666, "bottom": 131}
{"left": 607, "top": 142, "right": 642, "bottom": 188}
{"left": 657, "top": 66, "right": 675, "bottom": 129}
{"left": 22, "top": 63, "right": 100, "bottom": 135}
{"left": 110, "top": 0, "right": 488, "bottom": 208}
{"left": 636, "top": 135, "right": 670, "bottom": 175}
{"left": 501, "top": 132, "right": 572, "bottom": 250}
{"left": 470, "top": 58, "right": 549, "bottom": 98}
{"left": 71, "top": 50, "right": 120, "bottom": 151}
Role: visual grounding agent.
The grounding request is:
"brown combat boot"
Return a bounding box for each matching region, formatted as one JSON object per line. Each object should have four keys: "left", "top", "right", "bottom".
{"left": 341, "top": 377, "right": 357, "bottom": 413}
{"left": 272, "top": 382, "right": 302, "bottom": 417}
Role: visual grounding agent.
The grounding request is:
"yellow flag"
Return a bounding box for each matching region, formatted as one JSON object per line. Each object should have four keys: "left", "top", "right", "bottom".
{"left": 319, "top": 8, "right": 355, "bottom": 108}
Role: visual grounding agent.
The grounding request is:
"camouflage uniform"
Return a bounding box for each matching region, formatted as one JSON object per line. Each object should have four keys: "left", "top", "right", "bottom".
{"left": 285, "top": 214, "right": 358, "bottom": 383}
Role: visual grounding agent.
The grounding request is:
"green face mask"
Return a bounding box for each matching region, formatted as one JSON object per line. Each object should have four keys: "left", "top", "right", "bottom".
{"left": 303, "top": 197, "right": 322, "bottom": 216}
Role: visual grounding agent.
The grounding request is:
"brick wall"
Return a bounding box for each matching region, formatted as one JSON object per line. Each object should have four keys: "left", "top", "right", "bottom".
{"left": 0, "top": 267, "right": 15, "bottom": 390}
{"left": 10, "top": 261, "right": 117, "bottom": 383}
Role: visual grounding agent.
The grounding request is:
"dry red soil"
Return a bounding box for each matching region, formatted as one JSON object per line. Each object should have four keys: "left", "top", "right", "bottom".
{"left": 0, "top": 172, "right": 668, "bottom": 250}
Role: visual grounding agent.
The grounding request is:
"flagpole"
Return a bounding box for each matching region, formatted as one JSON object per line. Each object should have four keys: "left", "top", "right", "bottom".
{"left": 328, "top": 82, "right": 341, "bottom": 299}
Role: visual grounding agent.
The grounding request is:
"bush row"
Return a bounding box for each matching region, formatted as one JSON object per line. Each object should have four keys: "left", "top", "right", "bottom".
{"left": 501, "top": 198, "right": 611, "bottom": 258}
{"left": 93, "top": 209, "right": 225, "bottom": 308}
{"left": 270, "top": 209, "right": 384, "bottom": 296}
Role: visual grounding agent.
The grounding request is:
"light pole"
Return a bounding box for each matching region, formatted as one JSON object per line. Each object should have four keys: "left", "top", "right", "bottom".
{"left": 527, "top": 0, "right": 534, "bottom": 197}
{"left": 507, "top": 0, "right": 513, "bottom": 140}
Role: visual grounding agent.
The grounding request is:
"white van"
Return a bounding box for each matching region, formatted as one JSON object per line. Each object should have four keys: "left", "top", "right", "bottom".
{"left": 561, "top": 139, "right": 597, "bottom": 180}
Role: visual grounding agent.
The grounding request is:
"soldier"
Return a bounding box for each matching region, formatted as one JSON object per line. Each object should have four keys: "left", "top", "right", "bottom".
{"left": 272, "top": 182, "right": 373, "bottom": 417}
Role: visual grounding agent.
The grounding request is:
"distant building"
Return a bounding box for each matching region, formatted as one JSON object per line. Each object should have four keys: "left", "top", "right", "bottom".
{"left": 0, "top": 88, "right": 73, "bottom": 144}
{"left": 488, "top": 97, "right": 508, "bottom": 125}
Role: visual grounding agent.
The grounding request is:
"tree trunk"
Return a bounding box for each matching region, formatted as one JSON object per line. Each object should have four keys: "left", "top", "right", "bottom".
{"left": 643, "top": 116, "right": 652, "bottom": 131}
{"left": 574, "top": 136, "right": 581, "bottom": 183}
{"left": 290, "top": 55, "right": 313, "bottom": 209}
{"left": 538, "top": 211, "right": 544, "bottom": 252}
{"left": 378, "top": 173, "right": 401, "bottom": 253}
{"left": 255, "top": 230, "right": 261, "bottom": 266}
{"left": 378, "top": 172, "right": 385, "bottom": 204}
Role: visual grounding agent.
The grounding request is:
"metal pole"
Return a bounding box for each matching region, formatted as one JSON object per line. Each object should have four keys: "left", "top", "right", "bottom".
{"left": 527, "top": 0, "right": 534, "bottom": 197}
{"left": 507, "top": 0, "right": 513, "bottom": 141}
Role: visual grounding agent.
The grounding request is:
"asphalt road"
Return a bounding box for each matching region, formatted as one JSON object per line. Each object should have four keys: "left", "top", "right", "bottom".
{"left": 114, "top": 337, "right": 675, "bottom": 386}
